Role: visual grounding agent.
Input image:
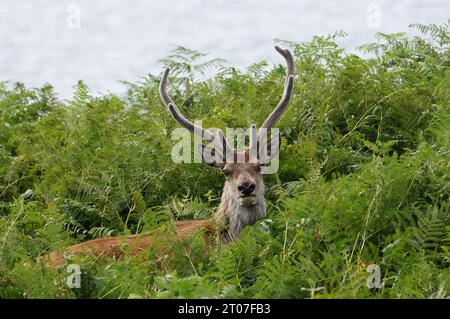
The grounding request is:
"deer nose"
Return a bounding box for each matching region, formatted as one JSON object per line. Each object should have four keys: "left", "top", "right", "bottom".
{"left": 238, "top": 182, "right": 256, "bottom": 196}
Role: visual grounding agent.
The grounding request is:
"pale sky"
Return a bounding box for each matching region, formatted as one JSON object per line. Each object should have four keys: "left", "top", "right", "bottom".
{"left": 0, "top": 0, "right": 448, "bottom": 98}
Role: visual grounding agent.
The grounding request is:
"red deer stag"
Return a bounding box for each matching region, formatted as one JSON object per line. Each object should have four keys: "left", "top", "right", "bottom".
{"left": 42, "top": 46, "right": 294, "bottom": 267}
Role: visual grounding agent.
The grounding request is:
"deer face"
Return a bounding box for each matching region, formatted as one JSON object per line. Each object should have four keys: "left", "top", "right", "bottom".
{"left": 222, "top": 160, "right": 263, "bottom": 206}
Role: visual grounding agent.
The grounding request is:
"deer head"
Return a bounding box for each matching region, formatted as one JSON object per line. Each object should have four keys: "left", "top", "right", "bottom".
{"left": 160, "top": 46, "right": 294, "bottom": 240}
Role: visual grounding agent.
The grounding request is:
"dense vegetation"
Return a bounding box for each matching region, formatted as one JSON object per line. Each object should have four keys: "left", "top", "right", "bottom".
{"left": 0, "top": 22, "right": 449, "bottom": 298}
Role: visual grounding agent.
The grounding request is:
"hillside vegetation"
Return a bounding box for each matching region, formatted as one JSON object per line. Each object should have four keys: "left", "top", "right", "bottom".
{"left": 0, "top": 22, "right": 449, "bottom": 298}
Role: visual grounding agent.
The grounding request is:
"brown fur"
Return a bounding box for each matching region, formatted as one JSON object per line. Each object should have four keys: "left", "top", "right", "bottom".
{"left": 41, "top": 220, "right": 218, "bottom": 268}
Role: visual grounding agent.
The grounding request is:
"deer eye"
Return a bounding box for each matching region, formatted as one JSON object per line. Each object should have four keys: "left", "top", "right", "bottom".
{"left": 222, "top": 169, "right": 232, "bottom": 177}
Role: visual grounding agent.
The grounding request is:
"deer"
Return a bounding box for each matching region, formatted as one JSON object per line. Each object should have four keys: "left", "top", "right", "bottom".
{"left": 42, "top": 46, "right": 294, "bottom": 268}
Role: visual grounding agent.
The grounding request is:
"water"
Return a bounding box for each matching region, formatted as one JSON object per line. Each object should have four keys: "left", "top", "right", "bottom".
{"left": 0, "top": 0, "right": 448, "bottom": 98}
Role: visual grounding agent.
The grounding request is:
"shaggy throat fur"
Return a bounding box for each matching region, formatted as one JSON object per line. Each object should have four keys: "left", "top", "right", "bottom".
{"left": 214, "top": 180, "right": 266, "bottom": 242}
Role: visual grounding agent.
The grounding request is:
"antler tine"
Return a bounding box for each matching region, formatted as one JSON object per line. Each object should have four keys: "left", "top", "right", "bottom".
{"left": 160, "top": 68, "right": 215, "bottom": 142}
{"left": 248, "top": 124, "right": 258, "bottom": 163}
{"left": 257, "top": 46, "right": 295, "bottom": 138}
{"left": 216, "top": 129, "right": 233, "bottom": 161}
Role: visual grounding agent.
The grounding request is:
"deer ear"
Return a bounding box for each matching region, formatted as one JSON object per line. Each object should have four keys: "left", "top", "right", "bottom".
{"left": 197, "top": 143, "right": 225, "bottom": 169}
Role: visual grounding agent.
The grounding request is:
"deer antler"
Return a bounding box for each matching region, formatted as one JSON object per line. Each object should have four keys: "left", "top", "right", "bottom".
{"left": 257, "top": 45, "right": 295, "bottom": 141}
{"left": 160, "top": 69, "right": 233, "bottom": 163}
{"left": 160, "top": 46, "right": 294, "bottom": 164}
{"left": 159, "top": 68, "right": 219, "bottom": 143}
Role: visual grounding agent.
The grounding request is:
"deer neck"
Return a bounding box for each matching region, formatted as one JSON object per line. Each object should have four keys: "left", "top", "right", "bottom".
{"left": 213, "top": 180, "right": 266, "bottom": 243}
